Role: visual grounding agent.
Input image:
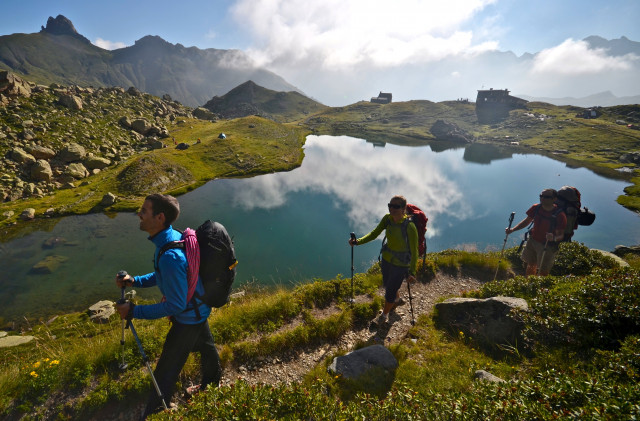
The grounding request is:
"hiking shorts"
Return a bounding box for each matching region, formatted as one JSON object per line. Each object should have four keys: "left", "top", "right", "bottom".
{"left": 521, "top": 237, "right": 559, "bottom": 274}
{"left": 380, "top": 259, "right": 408, "bottom": 303}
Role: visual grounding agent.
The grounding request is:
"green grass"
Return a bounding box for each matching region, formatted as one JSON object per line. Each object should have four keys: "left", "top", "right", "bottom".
{"left": 2, "top": 246, "right": 638, "bottom": 419}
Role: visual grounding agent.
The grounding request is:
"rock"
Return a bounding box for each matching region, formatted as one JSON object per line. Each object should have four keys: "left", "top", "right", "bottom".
{"left": 84, "top": 156, "right": 111, "bottom": 170}
{"left": 127, "top": 86, "right": 141, "bottom": 96}
{"left": 430, "top": 120, "right": 474, "bottom": 143}
{"left": 434, "top": 296, "right": 528, "bottom": 350}
{"left": 119, "top": 116, "right": 132, "bottom": 129}
{"left": 193, "top": 107, "right": 218, "bottom": 121}
{"left": 58, "top": 142, "right": 86, "bottom": 162}
{"left": 327, "top": 344, "right": 398, "bottom": 380}
{"left": 58, "top": 93, "right": 83, "bottom": 110}
{"left": 20, "top": 208, "right": 36, "bottom": 220}
{"left": 0, "top": 335, "right": 35, "bottom": 348}
{"left": 613, "top": 245, "right": 640, "bottom": 257}
{"left": 65, "top": 162, "right": 89, "bottom": 179}
{"left": 30, "top": 255, "right": 69, "bottom": 274}
{"left": 25, "top": 144, "right": 56, "bottom": 159}
{"left": 176, "top": 142, "right": 190, "bottom": 150}
{"left": 100, "top": 192, "right": 117, "bottom": 206}
{"left": 0, "top": 331, "right": 6, "bottom": 338}
{"left": 131, "top": 118, "right": 153, "bottom": 135}
{"left": 0, "top": 71, "right": 32, "bottom": 98}
{"left": 474, "top": 370, "right": 505, "bottom": 383}
{"left": 42, "top": 237, "right": 67, "bottom": 249}
{"left": 9, "top": 147, "right": 36, "bottom": 164}
{"left": 591, "top": 249, "right": 629, "bottom": 267}
{"left": 30, "top": 159, "right": 53, "bottom": 182}
{"left": 87, "top": 300, "right": 116, "bottom": 324}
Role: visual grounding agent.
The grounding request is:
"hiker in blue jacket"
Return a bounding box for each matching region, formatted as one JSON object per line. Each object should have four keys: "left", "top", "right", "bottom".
{"left": 115, "top": 193, "right": 221, "bottom": 419}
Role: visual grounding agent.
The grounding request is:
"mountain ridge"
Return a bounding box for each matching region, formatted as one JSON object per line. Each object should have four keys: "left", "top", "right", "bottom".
{"left": 0, "top": 15, "right": 301, "bottom": 107}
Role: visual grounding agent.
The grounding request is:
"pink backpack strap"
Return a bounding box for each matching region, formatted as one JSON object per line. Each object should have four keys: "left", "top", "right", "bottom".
{"left": 182, "top": 228, "right": 201, "bottom": 303}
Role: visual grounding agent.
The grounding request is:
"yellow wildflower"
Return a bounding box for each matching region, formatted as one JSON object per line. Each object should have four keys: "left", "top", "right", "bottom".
{"left": 44, "top": 358, "right": 50, "bottom": 362}
{"left": 50, "top": 360, "right": 60, "bottom": 366}
{"left": 30, "top": 371, "right": 38, "bottom": 378}
{"left": 33, "top": 361, "right": 41, "bottom": 368}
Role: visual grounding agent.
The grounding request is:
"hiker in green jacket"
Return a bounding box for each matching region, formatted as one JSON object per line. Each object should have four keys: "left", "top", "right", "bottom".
{"left": 349, "top": 195, "right": 418, "bottom": 325}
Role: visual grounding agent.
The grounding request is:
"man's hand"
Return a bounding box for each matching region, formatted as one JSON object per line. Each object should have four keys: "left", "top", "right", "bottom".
{"left": 115, "top": 273, "right": 132, "bottom": 288}
{"left": 116, "top": 302, "right": 131, "bottom": 320}
{"left": 546, "top": 232, "right": 554, "bottom": 242}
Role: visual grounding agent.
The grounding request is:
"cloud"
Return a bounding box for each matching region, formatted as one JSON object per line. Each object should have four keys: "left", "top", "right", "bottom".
{"left": 531, "top": 38, "right": 638, "bottom": 75}
{"left": 233, "top": 0, "right": 498, "bottom": 69}
{"left": 93, "top": 38, "right": 127, "bottom": 50}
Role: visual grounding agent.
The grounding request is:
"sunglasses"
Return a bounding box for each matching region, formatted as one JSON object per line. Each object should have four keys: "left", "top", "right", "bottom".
{"left": 388, "top": 203, "right": 404, "bottom": 209}
{"left": 539, "top": 195, "right": 554, "bottom": 199}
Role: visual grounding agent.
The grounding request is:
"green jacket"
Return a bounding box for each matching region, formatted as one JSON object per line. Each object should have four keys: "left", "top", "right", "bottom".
{"left": 357, "top": 214, "right": 418, "bottom": 275}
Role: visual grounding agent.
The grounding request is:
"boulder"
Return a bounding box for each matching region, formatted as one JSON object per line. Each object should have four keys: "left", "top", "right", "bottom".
{"left": 613, "top": 245, "right": 640, "bottom": 257}
{"left": 84, "top": 156, "right": 111, "bottom": 170}
{"left": 30, "top": 255, "right": 69, "bottom": 274}
{"left": 88, "top": 300, "right": 116, "bottom": 324}
{"left": 434, "top": 296, "right": 528, "bottom": 349}
{"left": 20, "top": 208, "right": 36, "bottom": 220}
{"left": 474, "top": 370, "right": 505, "bottom": 383}
{"left": 0, "top": 71, "right": 32, "bottom": 98}
{"left": 42, "top": 237, "right": 67, "bottom": 249}
{"left": 131, "top": 119, "right": 153, "bottom": 135}
{"left": 0, "top": 335, "right": 35, "bottom": 348}
{"left": 58, "top": 142, "right": 86, "bottom": 162}
{"left": 10, "top": 147, "right": 36, "bottom": 164}
{"left": 119, "top": 116, "right": 132, "bottom": 129}
{"left": 193, "top": 107, "right": 218, "bottom": 121}
{"left": 327, "top": 344, "right": 398, "bottom": 380}
{"left": 100, "top": 192, "right": 117, "bottom": 206}
{"left": 26, "top": 144, "right": 56, "bottom": 160}
{"left": 58, "top": 93, "right": 83, "bottom": 110}
{"left": 65, "top": 162, "right": 89, "bottom": 179}
{"left": 591, "top": 249, "right": 629, "bottom": 267}
{"left": 30, "top": 159, "right": 53, "bottom": 182}
{"left": 430, "top": 119, "right": 474, "bottom": 143}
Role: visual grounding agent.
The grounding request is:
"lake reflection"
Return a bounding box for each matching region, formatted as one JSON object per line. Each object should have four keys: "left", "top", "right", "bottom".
{"left": 1, "top": 135, "right": 639, "bottom": 323}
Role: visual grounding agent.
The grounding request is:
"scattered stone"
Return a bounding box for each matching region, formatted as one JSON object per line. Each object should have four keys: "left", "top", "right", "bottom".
{"left": 474, "top": 370, "right": 505, "bottom": 383}
{"left": 84, "top": 156, "right": 111, "bottom": 170}
{"left": 327, "top": 344, "right": 398, "bottom": 380}
{"left": 10, "top": 147, "right": 36, "bottom": 164}
{"left": 100, "top": 192, "right": 117, "bottom": 206}
{"left": 58, "top": 93, "right": 83, "bottom": 110}
{"left": 434, "top": 296, "right": 528, "bottom": 350}
{"left": 0, "top": 335, "right": 35, "bottom": 348}
{"left": 88, "top": 300, "right": 116, "bottom": 324}
{"left": 42, "top": 237, "right": 67, "bottom": 249}
{"left": 20, "top": 208, "right": 36, "bottom": 220}
{"left": 430, "top": 120, "right": 474, "bottom": 143}
{"left": 31, "top": 159, "right": 53, "bottom": 182}
{"left": 30, "top": 255, "right": 69, "bottom": 274}
{"left": 58, "top": 142, "right": 86, "bottom": 162}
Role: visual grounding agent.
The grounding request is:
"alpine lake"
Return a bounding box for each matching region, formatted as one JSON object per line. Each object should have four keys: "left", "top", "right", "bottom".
{"left": 1, "top": 135, "right": 639, "bottom": 324}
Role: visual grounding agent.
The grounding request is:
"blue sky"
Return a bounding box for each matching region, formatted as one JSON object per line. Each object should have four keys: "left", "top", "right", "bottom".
{"left": 3, "top": 0, "right": 639, "bottom": 105}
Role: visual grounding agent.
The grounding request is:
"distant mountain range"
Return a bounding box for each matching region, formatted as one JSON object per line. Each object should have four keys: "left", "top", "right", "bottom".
{"left": 0, "top": 16, "right": 638, "bottom": 108}
{"left": 0, "top": 15, "right": 299, "bottom": 107}
{"left": 517, "top": 91, "right": 640, "bottom": 107}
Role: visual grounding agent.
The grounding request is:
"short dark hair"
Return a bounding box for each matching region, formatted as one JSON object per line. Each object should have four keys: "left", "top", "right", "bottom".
{"left": 541, "top": 188, "right": 557, "bottom": 198}
{"left": 145, "top": 194, "right": 180, "bottom": 227}
{"left": 390, "top": 195, "right": 407, "bottom": 207}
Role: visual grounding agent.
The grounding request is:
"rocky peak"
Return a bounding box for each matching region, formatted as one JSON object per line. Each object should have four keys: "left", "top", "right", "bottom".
{"left": 40, "top": 15, "right": 90, "bottom": 43}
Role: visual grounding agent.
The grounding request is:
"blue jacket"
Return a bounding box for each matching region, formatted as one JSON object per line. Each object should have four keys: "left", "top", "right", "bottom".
{"left": 132, "top": 225, "right": 211, "bottom": 324}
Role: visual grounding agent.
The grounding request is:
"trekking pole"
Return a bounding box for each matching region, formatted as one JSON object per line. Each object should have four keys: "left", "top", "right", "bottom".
{"left": 493, "top": 212, "right": 516, "bottom": 281}
{"left": 116, "top": 271, "right": 168, "bottom": 411}
{"left": 406, "top": 278, "right": 415, "bottom": 326}
{"left": 349, "top": 232, "right": 356, "bottom": 305}
{"left": 538, "top": 238, "right": 549, "bottom": 276}
{"left": 126, "top": 319, "right": 168, "bottom": 411}
{"left": 117, "top": 271, "right": 128, "bottom": 371}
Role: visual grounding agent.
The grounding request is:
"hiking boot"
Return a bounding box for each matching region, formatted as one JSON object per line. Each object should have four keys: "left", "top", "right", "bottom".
{"left": 369, "top": 312, "right": 388, "bottom": 330}
{"left": 185, "top": 384, "right": 201, "bottom": 398}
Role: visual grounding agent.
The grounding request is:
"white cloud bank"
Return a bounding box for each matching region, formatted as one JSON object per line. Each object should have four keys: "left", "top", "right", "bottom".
{"left": 93, "top": 38, "right": 127, "bottom": 50}
{"left": 532, "top": 38, "right": 638, "bottom": 75}
{"left": 232, "top": 0, "right": 498, "bottom": 69}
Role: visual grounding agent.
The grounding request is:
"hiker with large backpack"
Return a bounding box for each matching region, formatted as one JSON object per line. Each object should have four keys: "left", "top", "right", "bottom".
{"left": 506, "top": 188, "right": 568, "bottom": 276}
{"left": 115, "top": 194, "right": 222, "bottom": 419}
{"left": 349, "top": 195, "right": 419, "bottom": 327}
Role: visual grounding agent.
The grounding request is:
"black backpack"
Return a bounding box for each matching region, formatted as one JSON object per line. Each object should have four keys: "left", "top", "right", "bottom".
{"left": 157, "top": 220, "right": 238, "bottom": 310}
{"left": 556, "top": 186, "right": 596, "bottom": 241}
